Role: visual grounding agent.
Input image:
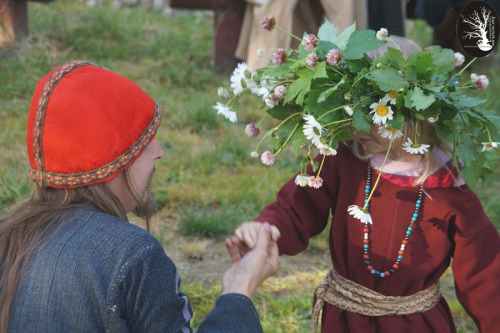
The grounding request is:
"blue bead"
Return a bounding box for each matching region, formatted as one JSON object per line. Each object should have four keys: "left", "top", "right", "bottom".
{"left": 371, "top": 269, "right": 376, "bottom": 274}
{"left": 408, "top": 226, "right": 413, "bottom": 232}
{"left": 364, "top": 244, "right": 369, "bottom": 249}
{"left": 380, "top": 272, "right": 385, "bottom": 277}
{"left": 406, "top": 231, "right": 411, "bottom": 235}
{"left": 411, "top": 217, "right": 417, "bottom": 221}
{"left": 390, "top": 268, "right": 395, "bottom": 273}
{"left": 417, "top": 199, "right": 422, "bottom": 204}
{"left": 364, "top": 260, "right": 370, "bottom": 265}
{"left": 416, "top": 203, "right": 420, "bottom": 208}
{"left": 398, "top": 255, "right": 403, "bottom": 260}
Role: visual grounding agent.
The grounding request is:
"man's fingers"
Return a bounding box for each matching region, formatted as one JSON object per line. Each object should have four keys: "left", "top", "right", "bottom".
{"left": 225, "top": 237, "right": 242, "bottom": 262}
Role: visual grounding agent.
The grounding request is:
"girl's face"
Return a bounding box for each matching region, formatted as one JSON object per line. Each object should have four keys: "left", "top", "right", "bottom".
{"left": 352, "top": 125, "right": 391, "bottom": 155}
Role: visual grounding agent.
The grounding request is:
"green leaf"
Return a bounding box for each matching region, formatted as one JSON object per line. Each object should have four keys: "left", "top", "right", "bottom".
{"left": 262, "top": 61, "right": 293, "bottom": 77}
{"left": 428, "top": 46, "right": 455, "bottom": 75}
{"left": 332, "top": 23, "right": 356, "bottom": 49}
{"left": 449, "top": 92, "right": 486, "bottom": 108}
{"left": 407, "top": 86, "right": 436, "bottom": 111}
{"left": 352, "top": 107, "right": 371, "bottom": 133}
{"left": 344, "top": 59, "right": 370, "bottom": 73}
{"left": 278, "top": 117, "right": 301, "bottom": 147}
{"left": 284, "top": 68, "right": 314, "bottom": 105}
{"left": 267, "top": 104, "right": 301, "bottom": 120}
{"left": 317, "top": 19, "right": 338, "bottom": 43}
{"left": 343, "top": 30, "right": 386, "bottom": 60}
{"left": 317, "top": 77, "right": 345, "bottom": 103}
{"left": 404, "top": 52, "right": 433, "bottom": 81}
{"left": 369, "top": 68, "right": 408, "bottom": 91}
{"left": 313, "top": 62, "right": 328, "bottom": 78}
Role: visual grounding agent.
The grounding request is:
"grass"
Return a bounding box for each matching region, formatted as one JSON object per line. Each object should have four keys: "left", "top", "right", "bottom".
{"left": 0, "top": 2, "right": 498, "bottom": 332}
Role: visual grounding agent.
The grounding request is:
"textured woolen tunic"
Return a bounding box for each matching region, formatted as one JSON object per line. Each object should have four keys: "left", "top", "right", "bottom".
{"left": 255, "top": 144, "right": 500, "bottom": 332}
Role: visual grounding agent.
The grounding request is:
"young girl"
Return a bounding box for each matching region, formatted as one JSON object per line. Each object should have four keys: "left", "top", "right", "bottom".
{"left": 234, "top": 38, "right": 500, "bottom": 332}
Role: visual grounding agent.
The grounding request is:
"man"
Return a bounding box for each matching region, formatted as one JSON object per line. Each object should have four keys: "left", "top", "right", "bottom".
{"left": 0, "top": 61, "right": 278, "bottom": 333}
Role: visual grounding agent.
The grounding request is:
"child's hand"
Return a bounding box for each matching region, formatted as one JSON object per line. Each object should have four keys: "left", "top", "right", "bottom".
{"left": 235, "top": 221, "right": 280, "bottom": 249}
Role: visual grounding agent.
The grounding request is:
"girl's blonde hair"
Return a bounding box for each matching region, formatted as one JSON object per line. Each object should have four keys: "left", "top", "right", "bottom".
{"left": 352, "top": 36, "right": 454, "bottom": 186}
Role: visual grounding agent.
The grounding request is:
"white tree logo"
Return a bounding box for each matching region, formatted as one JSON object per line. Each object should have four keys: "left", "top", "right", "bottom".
{"left": 461, "top": 6, "right": 494, "bottom": 51}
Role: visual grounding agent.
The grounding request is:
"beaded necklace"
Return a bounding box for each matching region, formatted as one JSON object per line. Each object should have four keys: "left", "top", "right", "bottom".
{"left": 362, "top": 164, "right": 424, "bottom": 278}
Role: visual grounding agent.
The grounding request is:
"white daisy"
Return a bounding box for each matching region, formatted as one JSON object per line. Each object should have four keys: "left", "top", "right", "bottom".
{"left": 369, "top": 99, "right": 393, "bottom": 125}
{"left": 402, "top": 137, "right": 431, "bottom": 154}
{"left": 378, "top": 125, "right": 403, "bottom": 140}
{"left": 217, "top": 87, "right": 229, "bottom": 99}
{"left": 315, "top": 141, "right": 337, "bottom": 156}
{"left": 347, "top": 205, "right": 372, "bottom": 224}
{"left": 376, "top": 28, "right": 389, "bottom": 40}
{"left": 213, "top": 102, "right": 237, "bottom": 122}
{"left": 381, "top": 90, "right": 398, "bottom": 105}
{"left": 343, "top": 105, "right": 354, "bottom": 116}
{"left": 230, "top": 62, "right": 256, "bottom": 95}
{"left": 481, "top": 141, "right": 499, "bottom": 152}
{"left": 303, "top": 114, "right": 323, "bottom": 143}
{"left": 294, "top": 174, "right": 309, "bottom": 187}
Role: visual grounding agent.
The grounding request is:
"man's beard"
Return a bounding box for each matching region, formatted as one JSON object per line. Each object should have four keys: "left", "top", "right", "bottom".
{"left": 132, "top": 169, "right": 158, "bottom": 218}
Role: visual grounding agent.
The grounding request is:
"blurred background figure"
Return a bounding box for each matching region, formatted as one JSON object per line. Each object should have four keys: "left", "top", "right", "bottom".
{"left": 236, "top": 0, "right": 368, "bottom": 69}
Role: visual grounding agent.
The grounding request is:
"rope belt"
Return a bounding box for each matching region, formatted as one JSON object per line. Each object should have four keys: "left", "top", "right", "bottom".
{"left": 311, "top": 266, "right": 441, "bottom": 333}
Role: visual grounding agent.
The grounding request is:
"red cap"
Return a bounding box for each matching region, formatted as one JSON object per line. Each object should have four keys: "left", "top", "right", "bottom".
{"left": 26, "top": 61, "right": 162, "bottom": 188}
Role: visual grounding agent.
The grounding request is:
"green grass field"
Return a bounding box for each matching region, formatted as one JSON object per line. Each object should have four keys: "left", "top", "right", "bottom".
{"left": 1, "top": 1, "right": 499, "bottom": 332}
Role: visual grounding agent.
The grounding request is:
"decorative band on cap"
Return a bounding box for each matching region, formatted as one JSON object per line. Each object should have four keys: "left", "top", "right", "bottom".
{"left": 28, "top": 61, "right": 162, "bottom": 188}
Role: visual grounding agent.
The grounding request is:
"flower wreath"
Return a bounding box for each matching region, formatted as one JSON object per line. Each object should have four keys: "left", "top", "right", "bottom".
{"left": 213, "top": 18, "right": 499, "bottom": 193}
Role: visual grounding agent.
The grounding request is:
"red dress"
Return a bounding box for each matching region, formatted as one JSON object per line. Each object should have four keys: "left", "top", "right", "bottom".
{"left": 255, "top": 144, "right": 500, "bottom": 332}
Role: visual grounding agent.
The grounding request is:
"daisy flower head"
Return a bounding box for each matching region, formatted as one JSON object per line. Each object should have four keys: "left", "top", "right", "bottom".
{"left": 272, "top": 48, "right": 288, "bottom": 66}
{"left": 378, "top": 125, "right": 403, "bottom": 140}
{"left": 348, "top": 205, "right": 373, "bottom": 224}
{"left": 261, "top": 151, "right": 275, "bottom": 165}
{"left": 303, "top": 114, "right": 323, "bottom": 143}
{"left": 217, "top": 87, "right": 229, "bottom": 99}
{"left": 213, "top": 102, "right": 237, "bottom": 122}
{"left": 482, "top": 141, "right": 499, "bottom": 152}
{"left": 230, "top": 62, "right": 254, "bottom": 96}
{"left": 343, "top": 105, "right": 354, "bottom": 116}
{"left": 454, "top": 52, "right": 465, "bottom": 67}
{"left": 260, "top": 16, "right": 276, "bottom": 31}
{"left": 306, "top": 52, "right": 319, "bottom": 68}
{"left": 308, "top": 176, "right": 324, "bottom": 189}
{"left": 245, "top": 122, "right": 260, "bottom": 137}
{"left": 376, "top": 28, "right": 389, "bottom": 40}
{"left": 250, "top": 151, "right": 259, "bottom": 158}
{"left": 318, "top": 145, "right": 337, "bottom": 156}
{"left": 369, "top": 99, "right": 393, "bottom": 125}
{"left": 274, "top": 85, "right": 287, "bottom": 100}
{"left": 302, "top": 34, "right": 319, "bottom": 51}
{"left": 470, "top": 73, "right": 489, "bottom": 90}
{"left": 402, "top": 137, "right": 431, "bottom": 154}
{"left": 326, "top": 49, "right": 342, "bottom": 65}
{"left": 295, "top": 174, "right": 309, "bottom": 187}
{"left": 382, "top": 90, "right": 398, "bottom": 105}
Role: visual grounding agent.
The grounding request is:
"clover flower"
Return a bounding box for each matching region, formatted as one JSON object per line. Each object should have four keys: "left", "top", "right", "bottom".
{"left": 482, "top": 141, "right": 499, "bottom": 152}
{"left": 382, "top": 90, "right": 398, "bottom": 105}
{"left": 302, "top": 34, "right": 318, "bottom": 51}
{"left": 274, "top": 85, "right": 287, "bottom": 100}
{"left": 378, "top": 125, "right": 403, "bottom": 140}
{"left": 376, "top": 28, "right": 389, "bottom": 40}
{"left": 250, "top": 151, "right": 259, "bottom": 158}
{"left": 245, "top": 123, "right": 260, "bottom": 137}
{"left": 306, "top": 53, "right": 319, "bottom": 68}
{"left": 471, "top": 73, "right": 489, "bottom": 90}
{"left": 257, "top": 48, "right": 264, "bottom": 57}
{"left": 264, "top": 94, "right": 280, "bottom": 108}
{"left": 213, "top": 102, "right": 237, "bottom": 122}
{"left": 369, "top": 99, "right": 393, "bottom": 125}
{"left": 402, "top": 138, "right": 430, "bottom": 154}
{"left": 343, "top": 105, "right": 354, "bottom": 116}
{"left": 272, "top": 48, "right": 288, "bottom": 66}
{"left": 261, "top": 151, "right": 275, "bottom": 165}
{"left": 303, "top": 115, "right": 323, "bottom": 143}
{"left": 217, "top": 87, "right": 229, "bottom": 99}
{"left": 260, "top": 16, "right": 276, "bottom": 31}
{"left": 348, "top": 205, "right": 372, "bottom": 224}
{"left": 295, "top": 174, "right": 309, "bottom": 187}
{"left": 454, "top": 52, "right": 465, "bottom": 67}
{"left": 308, "top": 176, "right": 324, "bottom": 189}
{"left": 326, "top": 49, "right": 342, "bottom": 65}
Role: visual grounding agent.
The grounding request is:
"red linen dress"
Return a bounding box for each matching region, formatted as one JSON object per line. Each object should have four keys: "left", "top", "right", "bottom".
{"left": 255, "top": 144, "right": 500, "bottom": 332}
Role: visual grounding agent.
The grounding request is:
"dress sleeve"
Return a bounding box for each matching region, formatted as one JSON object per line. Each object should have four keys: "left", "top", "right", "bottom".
{"left": 198, "top": 293, "right": 263, "bottom": 333}
{"left": 255, "top": 155, "right": 337, "bottom": 255}
{"left": 450, "top": 191, "right": 500, "bottom": 332}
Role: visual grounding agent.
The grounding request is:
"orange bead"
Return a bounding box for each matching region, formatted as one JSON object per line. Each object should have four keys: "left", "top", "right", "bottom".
{"left": 367, "top": 265, "right": 373, "bottom": 270}
{"left": 398, "top": 250, "right": 404, "bottom": 255}
{"left": 392, "top": 264, "right": 399, "bottom": 269}
{"left": 402, "top": 240, "right": 408, "bottom": 245}
{"left": 363, "top": 239, "right": 369, "bottom": 244}
{"left": 384, "top": 271, "right": 390, "bottom": 277}
{"left": 363, "top": 228, "right": 369, "bottom": 233}
{"left": 363, "top": 254, "right": 369, "bottom": 260}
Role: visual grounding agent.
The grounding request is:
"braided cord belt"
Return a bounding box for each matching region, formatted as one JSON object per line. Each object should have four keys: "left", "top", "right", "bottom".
{"left": 311, "top": 267, "right": 441, "bottom": 332}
